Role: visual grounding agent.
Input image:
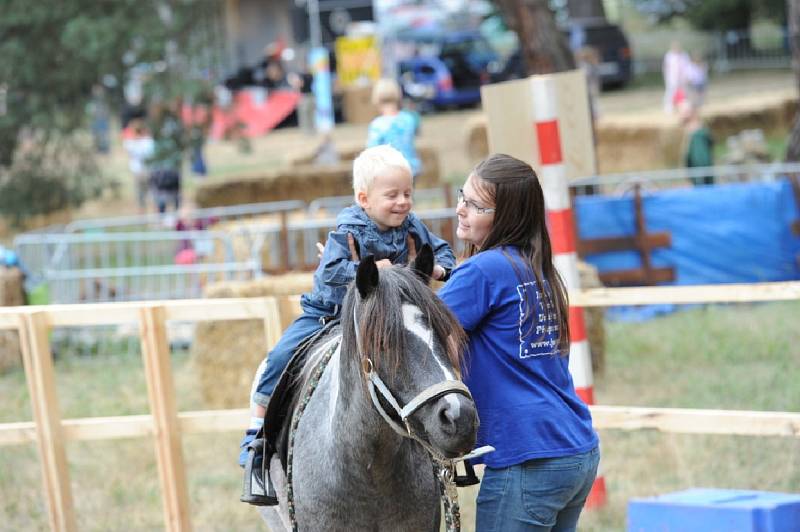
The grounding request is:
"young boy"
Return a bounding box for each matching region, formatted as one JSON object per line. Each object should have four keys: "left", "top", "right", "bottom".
{"left": 240, "top": 145, "right": 456, "bottom": 502}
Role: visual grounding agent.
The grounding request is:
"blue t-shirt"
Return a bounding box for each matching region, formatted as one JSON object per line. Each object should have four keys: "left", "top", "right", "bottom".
{"left": 438, "top": 247, "right": 597, "bottom": 468}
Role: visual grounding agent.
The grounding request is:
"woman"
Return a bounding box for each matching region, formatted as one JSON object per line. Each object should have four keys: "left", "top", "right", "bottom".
{"left": 438, "top": 154, "right": 599, "bottom": 531}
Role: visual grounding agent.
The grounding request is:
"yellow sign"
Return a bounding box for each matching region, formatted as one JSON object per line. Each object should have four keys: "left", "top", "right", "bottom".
{"left": 335, "top": 36, "right": 381, "bottom": 87}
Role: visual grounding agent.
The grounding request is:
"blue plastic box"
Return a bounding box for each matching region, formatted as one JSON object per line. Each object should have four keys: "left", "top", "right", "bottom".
{"left": 628, "top": 488, "right": 800, "bottom": 532}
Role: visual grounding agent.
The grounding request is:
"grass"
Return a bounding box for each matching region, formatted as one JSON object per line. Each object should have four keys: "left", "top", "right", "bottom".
{"left": 1, "top": 300, "right": 799, "bottom": 530}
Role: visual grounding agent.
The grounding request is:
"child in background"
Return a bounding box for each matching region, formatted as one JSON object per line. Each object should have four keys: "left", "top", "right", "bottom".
{"left": 681, "top": 102, "right": 715, "bottom": 186}
{"left": 366, "top": 79, "right": 422, "bottom": 178}
{"left": 239, "top": 145, "right": 456, "bottom": 504}
{"left": 122, "top": 119, "right": 155, "bottom": 214}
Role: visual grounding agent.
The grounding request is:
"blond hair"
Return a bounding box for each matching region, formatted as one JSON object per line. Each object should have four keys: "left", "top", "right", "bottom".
{"left": 371, "top": 78, "right": 402, "bottom": 106}
{"left": 352, "top": 145, "right": 412, "bottom": 197}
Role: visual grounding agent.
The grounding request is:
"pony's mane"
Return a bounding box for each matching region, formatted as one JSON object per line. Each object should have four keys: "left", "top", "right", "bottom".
{"left": 295, "top": 264, "right": 467, "bottom": 392}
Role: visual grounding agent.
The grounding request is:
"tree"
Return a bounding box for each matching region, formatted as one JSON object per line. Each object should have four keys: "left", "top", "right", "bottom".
{"left": 493, "top": 0, "right": 575, "bottom": 75}
{"left": 0, "top": 1, "right": 220, "bottom": 226}
{"left": 786, "top": 0, "right": 800, "bottom": 161}
{"left": 633, "top": 0, "right": 787, "bottom": 31}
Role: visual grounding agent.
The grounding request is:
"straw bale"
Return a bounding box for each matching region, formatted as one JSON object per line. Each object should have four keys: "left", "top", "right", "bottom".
{"left": 0, "top": 268, "right": 24, "bottom": 373}
{"left": 191, "top": 274, "right": 311, "bottom": 408}
{"left": 195, "top": 144, "right": 442, "bottom": 209}
{"left": 465, "top": 93, "right": 798, "bottom": 174}
{"left": 578, "top": 260, "right": 606, "bottom": 376}
{"left": 0, "top": 268, "right": 25, "bottom": 306}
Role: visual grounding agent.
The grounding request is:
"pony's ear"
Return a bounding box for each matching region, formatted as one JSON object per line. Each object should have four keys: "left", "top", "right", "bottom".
{"left": 356, "top": 255, "right": 379, "bottom": 299}
{"left": 411, "top": 243, "right": 434, "bottom": 282}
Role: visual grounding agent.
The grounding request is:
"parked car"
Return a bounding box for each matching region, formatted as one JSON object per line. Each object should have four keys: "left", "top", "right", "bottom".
{"left": 396, "top": 29, "right": 500, "bottom": 109}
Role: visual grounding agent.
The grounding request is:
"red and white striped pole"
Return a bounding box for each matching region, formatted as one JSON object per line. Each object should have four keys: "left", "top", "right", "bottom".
{"left": 530, "top": 75, "right": 607, "bottom": 508}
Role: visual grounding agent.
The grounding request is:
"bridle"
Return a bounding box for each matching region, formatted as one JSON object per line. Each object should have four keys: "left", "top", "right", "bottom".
{"left": 352, "top": 303, "right": 472, "bottom": 461}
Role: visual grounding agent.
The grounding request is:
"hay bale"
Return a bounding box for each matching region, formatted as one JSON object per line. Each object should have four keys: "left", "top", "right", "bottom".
{"left": 0, "top": 268, "right": 24, "bottom": 373}
{"left": 190, "top": 274, "right": 311, "bottom": 408}
{"left": 577, "top": 260, "right": 606, "bottom": 376}
{"left": 195, "top": 162, "right": 356, "bottom": 208}
{"left": 0, "top": 268, "right": 25, "bottom": 306}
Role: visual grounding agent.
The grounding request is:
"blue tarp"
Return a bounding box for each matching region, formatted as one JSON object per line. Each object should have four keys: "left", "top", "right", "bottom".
{"left": 573, "top": 180, "right": 800, "bottom": 320}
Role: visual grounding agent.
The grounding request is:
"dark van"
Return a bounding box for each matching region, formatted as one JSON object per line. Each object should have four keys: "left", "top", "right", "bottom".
{"left": 567, "top": 20, "right": 633, "bottom": 88}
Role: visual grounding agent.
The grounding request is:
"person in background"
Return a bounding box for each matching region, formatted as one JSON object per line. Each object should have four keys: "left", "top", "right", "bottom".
{"left": 686, "top": 52, "right": 708, "bottom": 108}
{"left": 88, "top": 84, "right": 111, "bottom": 154}
{"left": 148, "top": 100, "right": 185, "bottom": 215}
{"left": 188, "top": 84, "right": 214, "bottom": 177}
{"left": 289, "top": 64, "right": 315, "bottom": 135}
{"left": 681, "top": 102, "right": 715, "bottom": 186}
{"left": 662, "top": 41, "right": 690, "bottom": 114}
{"left": 366, "top": 78, "right": 422, "bottom": 178}
{"left": 438, "top": 154, "right": 600, "bottom": 531}
{"left": 122, "top": 118, "right": 155, "bottom": 214}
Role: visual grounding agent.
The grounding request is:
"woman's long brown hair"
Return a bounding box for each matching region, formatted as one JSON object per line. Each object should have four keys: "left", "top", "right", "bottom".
{"left": 465, "top": 153, "right": 571, "bottom": 353}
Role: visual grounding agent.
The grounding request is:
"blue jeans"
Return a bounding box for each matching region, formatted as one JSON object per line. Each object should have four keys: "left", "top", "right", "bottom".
{"left": 476, "top": 447, "right": 600, "bottom": 532}
{"left": 253, "top": 313, "right": 323, "bottom": 407}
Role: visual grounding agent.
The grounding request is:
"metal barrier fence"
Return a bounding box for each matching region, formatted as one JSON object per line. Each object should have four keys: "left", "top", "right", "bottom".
{"left": 570, "top": 162, "right": 800, "bottom": 195}
{"left": 629, "top": 27, "right": 791, "bottom": 74}
{"left": 63, "top": 199, "right": 306, "bottom": 234}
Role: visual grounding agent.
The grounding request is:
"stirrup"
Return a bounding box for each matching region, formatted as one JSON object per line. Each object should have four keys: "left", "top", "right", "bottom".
{"left": 240, "top": 438, "right": 278, "bottom": 506}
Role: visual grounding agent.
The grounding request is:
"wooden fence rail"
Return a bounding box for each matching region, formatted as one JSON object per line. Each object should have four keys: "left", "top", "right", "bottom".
{"left": 0, "top": 281, "right": 798, "bottom": 531}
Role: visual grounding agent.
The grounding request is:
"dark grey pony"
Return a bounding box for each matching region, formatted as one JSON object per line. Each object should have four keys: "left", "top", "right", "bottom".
{"left": 261, "top": 247, "right": 479, "bottom": 531}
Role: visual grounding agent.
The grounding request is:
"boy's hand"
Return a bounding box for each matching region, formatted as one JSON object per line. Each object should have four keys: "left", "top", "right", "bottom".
{"left": 375, "top": 259, "right": 393, "bottom": 269}
{"left": 432, "top": 264, "right": 446, "bottom": 280}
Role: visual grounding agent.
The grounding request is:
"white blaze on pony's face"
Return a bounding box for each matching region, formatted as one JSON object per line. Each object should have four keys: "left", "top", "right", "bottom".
{"left": 402, "top": 303, "right": 455, "bottom": 380}
{"left": 402, "top": 303, "right": 461, "bottom": 418}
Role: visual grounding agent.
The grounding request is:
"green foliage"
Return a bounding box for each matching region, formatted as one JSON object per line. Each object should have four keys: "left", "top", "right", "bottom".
{"left": 0, "top": 0, "right": 220, "bottom": 225}
{"left": 634, "top": 0, "right": 787, "bottom": 31}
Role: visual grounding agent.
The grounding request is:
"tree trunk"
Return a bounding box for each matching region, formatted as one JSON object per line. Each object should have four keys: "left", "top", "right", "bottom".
{"left": 495, "top": 0, "right": 575, "bottom": 75}
{"left": 786, "top": 0, "right": 800, "bottom": 161}
{"left": 566, "top": 0, "right": 606, "bottom": 21}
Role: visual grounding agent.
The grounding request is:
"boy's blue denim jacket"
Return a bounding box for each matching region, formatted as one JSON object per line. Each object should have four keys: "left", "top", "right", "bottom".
{"left": 300, "top": 205, "right": 456, "bottom": 317}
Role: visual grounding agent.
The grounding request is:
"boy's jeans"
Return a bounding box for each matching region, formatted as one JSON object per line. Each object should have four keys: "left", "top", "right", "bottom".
{"left": 476, "top": 446, "right": 600, "bottom": 532}
{"left": 253, "top": 313, "right": 324, "bottom": 407}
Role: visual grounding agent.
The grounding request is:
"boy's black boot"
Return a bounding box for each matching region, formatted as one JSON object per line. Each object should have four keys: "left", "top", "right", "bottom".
{"left": 240, "top": 437, "right": 278, "bottom": 506}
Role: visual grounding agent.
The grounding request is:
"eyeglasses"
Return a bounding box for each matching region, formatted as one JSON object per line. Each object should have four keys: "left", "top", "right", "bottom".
{"left": 457, "top": 189, "right": 495, "bottom": 215}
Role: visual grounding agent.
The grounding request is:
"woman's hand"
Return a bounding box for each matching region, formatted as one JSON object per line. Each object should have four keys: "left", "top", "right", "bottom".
{"left": 433, "top": 264, "right": 446, "bottom": 280}
{"left": 375, "top": 259, "right": 393, "bottom": 269}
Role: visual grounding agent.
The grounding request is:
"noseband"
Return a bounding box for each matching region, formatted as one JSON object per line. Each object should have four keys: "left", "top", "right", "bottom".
{"left": 353, "top": 305, "right": 473, "bottom": 461}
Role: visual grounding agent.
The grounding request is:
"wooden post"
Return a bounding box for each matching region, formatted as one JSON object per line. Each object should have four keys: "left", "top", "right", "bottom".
{"left": 139, "top": 306, "right": 192, "bottom": 532}
{"left": 279, "top": 211, "right": 290, "bottom": 273}
{"left": 19, "top": 311, "right": 77, "bottom": 532}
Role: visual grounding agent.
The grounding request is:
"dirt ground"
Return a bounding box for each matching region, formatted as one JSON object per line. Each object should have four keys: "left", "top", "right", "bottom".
{"left": 4, "top": 69, "right": 794, "bottom": 239}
